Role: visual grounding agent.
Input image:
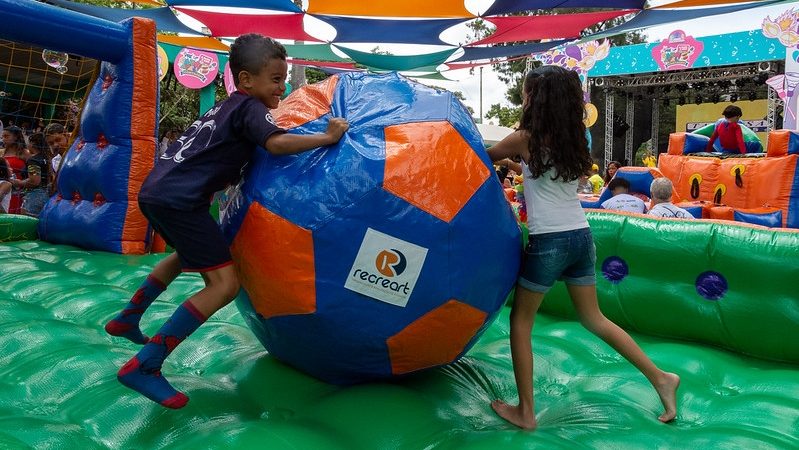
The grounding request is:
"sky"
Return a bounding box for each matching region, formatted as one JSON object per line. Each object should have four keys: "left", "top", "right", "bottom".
{"left": 174, "top": 1, "right": 798, "bottom": 124}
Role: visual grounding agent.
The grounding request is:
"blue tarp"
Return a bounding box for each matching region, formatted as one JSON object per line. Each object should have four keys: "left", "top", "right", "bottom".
{"left": 483, "top": 0, "right": 645, "bottom": 16}
{"left": 48, "top": 0, "right": 201, "bottom": 35}
{"left": 452, "top": 40, "right": 567, "bottom": 63}
{"left": 315, "top": 15, "right": 465, "bottom": 45}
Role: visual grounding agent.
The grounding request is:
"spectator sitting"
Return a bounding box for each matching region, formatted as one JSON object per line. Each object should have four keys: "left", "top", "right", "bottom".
{"left": 17, "top": 132, "right": 50, "bottom": 216}
{"left": 601, "top": 178, "right": 647, "bottom": 213}
{"left": 648, "top": 178, "right": 693, "bottom": 219}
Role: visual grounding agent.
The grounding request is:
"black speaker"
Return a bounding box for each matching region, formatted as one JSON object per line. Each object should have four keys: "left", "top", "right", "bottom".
{"left": 613, "top": 115, "right": 630, "bottom": 137}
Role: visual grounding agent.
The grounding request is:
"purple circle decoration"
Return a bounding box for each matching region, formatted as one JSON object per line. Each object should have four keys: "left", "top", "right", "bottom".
{"left": 601, "top": 256, "right": 628, "bottom": 284}
{"left": 696, "top": 271, "right": 728, "bottom": 301}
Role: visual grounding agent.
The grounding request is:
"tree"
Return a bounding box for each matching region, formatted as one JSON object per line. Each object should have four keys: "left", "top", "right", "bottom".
{"left": 466, "top": 10, "right": 646, "bottom": 154}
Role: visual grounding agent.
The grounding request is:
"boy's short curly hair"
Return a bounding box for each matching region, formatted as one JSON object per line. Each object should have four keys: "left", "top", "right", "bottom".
{"left": 607, "top": 177, "right": 630, "bottom": 192}
{"left": 229, "top": 34, "right": 287, "bottom": 87}
{"left": 722, "top": 105, "right": 743, "bottom": 118}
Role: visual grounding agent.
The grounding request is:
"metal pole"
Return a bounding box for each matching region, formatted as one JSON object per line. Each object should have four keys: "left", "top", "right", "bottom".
{"left": 479, "top": 66, "right": 483, "bottom": 124}
{"left": 651, "top": 97, "right": 660, "bottom": 155}
{"left": 604, "top": 90, "right": 614, "bottom": 169}
{"left": 625, "top": 95, "right": 635, "bottom": 165}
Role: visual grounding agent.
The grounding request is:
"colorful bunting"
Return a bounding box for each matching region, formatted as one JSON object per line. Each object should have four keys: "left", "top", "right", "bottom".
{"left": 47, "top": 0, "right": 200, "bottom": 35}
{"left": 314, "top": 16, "right": 465, "bottom": 45}
{"left": 175, "top": 8, "right": 321, "bottom": 42}
{"left": 468, "top": 10, "right": 637, "bottom": 45}
{"left": 307, "top": 0, "right": 474, "bottom": 18}
{"left": 482, "top": 0, "right": 646, "bottom": 16}
{"left": 452, "top": 40, "right": 567, "bottom": 63}
{"left": 167, "top": 0, "right": 301, "bottom": 13}
{"left": 583, "top": 0, "right": 783, "bottom": 41}
{"left": 334, "top": 46, "right": 457, "bottom": 71}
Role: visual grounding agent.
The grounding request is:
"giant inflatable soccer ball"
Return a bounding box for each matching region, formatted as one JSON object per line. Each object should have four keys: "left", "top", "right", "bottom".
{"left": 220, "top": 72, "right": 520, "bottom": 384}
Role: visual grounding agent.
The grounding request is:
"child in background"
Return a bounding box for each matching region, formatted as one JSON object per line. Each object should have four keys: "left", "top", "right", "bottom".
{"left": 105, "top": 33, "right": 348, "bottom": 409}
{"left": 706, "top": 105, "right": 746, "bottom": 154}
{"left": 487, "top": 65, "right": 679, "bottom": 430}
{"left": 1, "top": 126, "right": 29, "bottom": 214}
{"left": 0, "top": 159, "right": 11, "bottom": 213}
{"left": 45, "top": 123, "right": 69, "bottom": 183}
{"left": 18, "top": 132, "right": 49, "bottom": 216}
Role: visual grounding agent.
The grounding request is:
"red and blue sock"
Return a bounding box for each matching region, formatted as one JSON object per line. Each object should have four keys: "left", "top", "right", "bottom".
{"left": 117, "top": 301, "right": 206, "bottom": 409}
{"left": 105, "top": 275, "right": 166, "bottom": 344}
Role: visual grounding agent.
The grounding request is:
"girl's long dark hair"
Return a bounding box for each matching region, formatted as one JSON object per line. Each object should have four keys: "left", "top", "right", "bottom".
{"left": 519, "top": 65, "right": 592, "bottom": 182}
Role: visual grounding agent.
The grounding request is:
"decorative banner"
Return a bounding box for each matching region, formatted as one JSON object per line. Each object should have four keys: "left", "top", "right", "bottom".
{"left": 766, "top": 74, "right": 787, "bottom": 99}
{"left": 584, "top": 103, "right": 598, "bottom": 127}
{"left": 651, "top": 30, "right": 704, "bottom": 71}
{"left": 762, "top": 9, "right": 799, "bottom": 130}
{"left": 223, "top": 61, "right": 236, "bottom": 96}
{"left": 157, "top": 44, "right": 168, "bottom": 81}
{"left": 174, "top": 47, "right": 219, "bottom": 89}
{"left": 534, "top": 40, "right": 611, "bottom": 101}
{"left": 762, "top": 8, "right": 799, "bottom": 47}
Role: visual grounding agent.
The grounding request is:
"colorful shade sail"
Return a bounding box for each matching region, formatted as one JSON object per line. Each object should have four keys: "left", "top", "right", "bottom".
{"left": 283, "top": 44, "right": 351, "bottom": 62}
{"left": 468, "top": 10, "right": 637, "bottom": 45}
{"left": 167, "top": 0, "right": 301, "bottom": 13}
{"left": 656, "top": 0, "right": 759, "bottom": 7}
{"left": 482, "top": 0, "right": 646, "bottom": 16}
{"left": 175, "top": 8, "right": 321, "bottom": 41}
{"left": 48, "top": 0, "right": 199, "bottom": 34}
{"left": 289, "top": 59, "right": 357, "bottom": 70}
{"left": 583, "top": 0, "right": 782, "bottom": 41}
{"left": 452, "top": 40, "right": 567, "bottom": 63}
{"left": 157, "top": 35, "right": 229, "bottom": 52}
{"left": 334, "top": 46, "right": 458, "bottom": 71}
{"left": 315, "top": 15, "right": 465, "bottom": 45}
{"left": 307, "top": 0, "right": 474, "bottom": 18}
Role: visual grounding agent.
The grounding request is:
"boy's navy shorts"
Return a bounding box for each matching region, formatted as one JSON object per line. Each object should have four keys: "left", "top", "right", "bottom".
{"left": 140, "top": 201, "right": 233, "bottom": 272}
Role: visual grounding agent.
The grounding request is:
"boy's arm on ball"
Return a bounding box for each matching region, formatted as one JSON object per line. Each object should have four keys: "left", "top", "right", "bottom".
{"left": 265, "top": 118, "right": 349, "bottom": 156}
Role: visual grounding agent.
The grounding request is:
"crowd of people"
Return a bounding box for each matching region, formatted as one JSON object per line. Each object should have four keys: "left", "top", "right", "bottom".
{"left": 0, "top": 118, "right": 70, "bottom": 216}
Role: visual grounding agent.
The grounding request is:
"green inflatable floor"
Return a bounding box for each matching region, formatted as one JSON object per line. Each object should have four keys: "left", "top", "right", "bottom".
{"left": 1, "top": 241, "right": 798, "bottom": 449}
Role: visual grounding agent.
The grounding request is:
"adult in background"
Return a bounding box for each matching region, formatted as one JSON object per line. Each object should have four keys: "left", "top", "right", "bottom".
{"left": 601, "top": 178, "right": 646, "bottom": 214}
{"left": 648, "top": 178, "right": 693, "bottom": 219}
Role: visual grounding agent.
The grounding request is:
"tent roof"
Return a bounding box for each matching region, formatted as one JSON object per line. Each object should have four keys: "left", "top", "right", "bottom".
{"left": 306, "top": 0, "right": 474, "bottom": 18}
{"left": 48, "top": 0, "right": 199, "bottom": 35}
{"left": 174, "top": 8, "right": 321, "bottom": 41}
{"left": 314, "top": 16, "right": 465, "bottom": 45}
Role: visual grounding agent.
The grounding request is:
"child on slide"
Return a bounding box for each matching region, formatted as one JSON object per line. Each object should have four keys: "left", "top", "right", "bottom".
{"left": 105, "top": 34, "right": 348, "bottom": 409}
{"left": 487, "top": 65, "right": 680, "bottom": 430}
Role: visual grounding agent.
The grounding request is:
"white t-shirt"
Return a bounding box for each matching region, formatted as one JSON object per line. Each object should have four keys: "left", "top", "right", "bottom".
{"left": 51, "top": 154, "right": 62, "bottom": 173}
{"left": 0, "top": 180, "right": 11, "bottom": 213}
{"left": 602, "top": 193, "right": 646, "bottom": 213}
{"left": 522, "top": 161, "right": 589, "bottom": 234}
{"left": 648, "top": 202, "right": 694, "bottom": 219}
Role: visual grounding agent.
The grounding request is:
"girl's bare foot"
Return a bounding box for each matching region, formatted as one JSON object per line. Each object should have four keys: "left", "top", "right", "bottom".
{"left": 655, "top": 372, "right": 680, "bottom": 423}
{"left": 491, "top": 400, "right": 537, "bottom": 430}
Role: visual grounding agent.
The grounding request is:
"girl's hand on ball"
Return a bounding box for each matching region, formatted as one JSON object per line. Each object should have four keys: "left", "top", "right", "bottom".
{"left": 325, "top": 118, "right": 349, "bottom": 144}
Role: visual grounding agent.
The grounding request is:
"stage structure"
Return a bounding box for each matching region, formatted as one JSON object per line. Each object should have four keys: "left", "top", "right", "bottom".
{"left": 588, "top": 29, "right": 784, "bottom": 167}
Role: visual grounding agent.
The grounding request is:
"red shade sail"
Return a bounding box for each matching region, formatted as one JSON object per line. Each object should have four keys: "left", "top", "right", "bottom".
{"left": 468, "top": 10, "right": 637, "bottom": 46}
{"left": 175, "top": 8, "right": 321, "bottom": 42}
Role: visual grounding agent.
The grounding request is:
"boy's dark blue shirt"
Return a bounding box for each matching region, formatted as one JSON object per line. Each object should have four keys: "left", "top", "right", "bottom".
{"left": 139, "top": 91, "right": 284, "bottom": 210}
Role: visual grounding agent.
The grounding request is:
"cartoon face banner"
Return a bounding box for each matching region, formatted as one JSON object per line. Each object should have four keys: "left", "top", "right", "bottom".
{"left": 651, "top": 30, "right": 704, "bottom": 71}
{"left": 174, "top": 47, "right": 219, "bottom": 89}
{"left": 762, "top": 8, "right": 799, "bottom": 130}
{"left": 157, "top": 45, "right": 169, "bottom": 81}
{"left": 534, "top": 40, "right": 611, "bottom": 101}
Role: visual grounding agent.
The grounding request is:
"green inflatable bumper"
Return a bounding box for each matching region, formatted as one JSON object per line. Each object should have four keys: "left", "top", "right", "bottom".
{"left": 0, "top": 215, "right": 38, "bottom": 242}
{"left": 543, "top": 211, "right": 799, "bottom": 363}
{"left": 0, "top": 239, "right": 798, "bottom": 448}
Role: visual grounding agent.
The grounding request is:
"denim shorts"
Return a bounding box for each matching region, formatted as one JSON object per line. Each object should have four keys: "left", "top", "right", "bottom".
{"left": 518, "top": 227, "right": 596, "bottom": 293}
{"left": 21, "top": 188, "right": 49, "bottom": 217}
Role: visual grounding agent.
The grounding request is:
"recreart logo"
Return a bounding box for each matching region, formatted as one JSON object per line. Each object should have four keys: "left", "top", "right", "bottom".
{"left": 652, "top": 30, "right": 704, "bottom": 71}
{"left": 345, "top": 228, "right": 428, "bottom": 307}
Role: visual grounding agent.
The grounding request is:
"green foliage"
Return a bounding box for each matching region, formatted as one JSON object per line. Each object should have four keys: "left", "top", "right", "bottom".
{"left": 305, "top": 68, "right": 330, "bottom": 85}
{"left": 485, "top": 103, "right": 521, "bottom": 128}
